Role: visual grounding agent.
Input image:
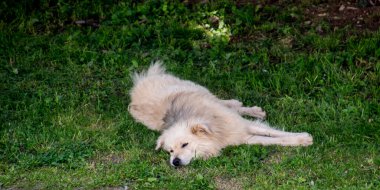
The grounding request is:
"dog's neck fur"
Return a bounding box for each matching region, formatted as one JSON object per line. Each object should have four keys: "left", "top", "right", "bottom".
{"left": 162, "top": 92, "right": 206, "bottom": 129}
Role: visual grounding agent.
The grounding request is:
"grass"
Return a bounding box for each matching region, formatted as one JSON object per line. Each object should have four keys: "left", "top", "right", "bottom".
{"left": 1, "top": 0, "right": 379, "bottom": 189}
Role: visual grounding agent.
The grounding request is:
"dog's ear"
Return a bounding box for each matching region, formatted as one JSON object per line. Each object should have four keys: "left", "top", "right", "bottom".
{"left": 191, "top": 124, "right": 211, "bottom": 136}
{"left": 155, "top": 135, "right": 164, "bottom": 150}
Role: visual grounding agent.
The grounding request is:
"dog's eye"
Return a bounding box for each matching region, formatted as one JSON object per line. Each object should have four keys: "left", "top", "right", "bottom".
{"left": 170, "top": 150, "right": 173, "bottom": 153}
{"left": 181, "top": 143, "right": 188, "bottom": 148}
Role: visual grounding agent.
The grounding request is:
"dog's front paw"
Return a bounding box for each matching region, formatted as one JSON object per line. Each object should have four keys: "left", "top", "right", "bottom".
{"left": 297, "top": 133, "right": 313, "bottom": 146}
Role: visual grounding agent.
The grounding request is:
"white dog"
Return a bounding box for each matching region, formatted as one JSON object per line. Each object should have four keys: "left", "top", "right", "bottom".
{"left": 129, "top": 61, "right": 312, "bottom": 166}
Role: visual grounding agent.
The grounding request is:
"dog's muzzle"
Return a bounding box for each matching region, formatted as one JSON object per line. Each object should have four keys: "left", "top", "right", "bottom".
{"left": 172, "top": 157, "right": 181, "bottom": 166}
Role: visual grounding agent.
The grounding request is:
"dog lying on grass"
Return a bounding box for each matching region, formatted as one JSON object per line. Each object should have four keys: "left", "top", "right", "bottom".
{"left": 129, "top": 61, "right": 313, "bottom": 166}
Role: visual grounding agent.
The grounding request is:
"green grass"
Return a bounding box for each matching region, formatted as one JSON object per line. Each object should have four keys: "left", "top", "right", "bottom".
{"left": 1, "top": 0, "right": 379, "bottom": 189}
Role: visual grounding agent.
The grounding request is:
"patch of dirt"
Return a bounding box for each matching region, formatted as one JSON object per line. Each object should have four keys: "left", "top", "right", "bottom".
{"left": 305, "top": 0, "right": 380, "bottom": 31}
{"left": 262, "top": 151, "right": 284, "bottom": 164}
{"left": 88, "top": 152, "right": 128, "bottom": 169}
{"left": 214, "top": 176, "right": 245, "bottom": 190}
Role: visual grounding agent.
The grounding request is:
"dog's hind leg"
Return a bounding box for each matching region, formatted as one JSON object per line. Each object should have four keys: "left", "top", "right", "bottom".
{"left": 248, "top": 120, "right": 310, "bottom": 137}
{"left": 236, "top": 106, "right": 266, "bottom": 119}
{"left": 221, "top": 99, "right": 266, "bottom": 119}
{"left": 221, "top": 99, "right": 243, "bottom": 108}
{"left": 246, "top": 135, "right": 313, "bottom": 146}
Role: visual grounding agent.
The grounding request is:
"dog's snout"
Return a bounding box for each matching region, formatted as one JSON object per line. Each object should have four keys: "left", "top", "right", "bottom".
{"left": 172, "top": 158, "right": 181, "bottom": 166}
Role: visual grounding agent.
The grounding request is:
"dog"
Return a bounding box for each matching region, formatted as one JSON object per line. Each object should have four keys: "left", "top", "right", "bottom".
{"left": 128, "top": 61, "right": 313, "bottom": 166}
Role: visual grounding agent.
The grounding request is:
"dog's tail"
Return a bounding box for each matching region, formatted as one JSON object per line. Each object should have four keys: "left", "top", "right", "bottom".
{"left": 132, "top": 60, "right": 166, "bottom": 84}
{"left": 147, "top": 60, "right": 166, "bottom": 76}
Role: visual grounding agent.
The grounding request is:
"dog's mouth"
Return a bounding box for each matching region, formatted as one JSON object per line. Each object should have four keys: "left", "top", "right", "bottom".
{"left": 173, "top": 164, "right": 183, "bottom": 168}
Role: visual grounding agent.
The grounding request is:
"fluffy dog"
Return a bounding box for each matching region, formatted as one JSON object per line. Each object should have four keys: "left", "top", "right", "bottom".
{"left": 129, "top": 61, "right": 313, "bottom": 166}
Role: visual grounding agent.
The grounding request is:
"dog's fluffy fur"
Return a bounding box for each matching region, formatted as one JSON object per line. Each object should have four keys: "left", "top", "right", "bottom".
{"left": 129, "top": 61, "right": 313, "bottom": 166}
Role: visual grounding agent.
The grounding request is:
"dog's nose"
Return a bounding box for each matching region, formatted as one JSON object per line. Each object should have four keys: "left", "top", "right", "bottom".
{"left": 172, "top": 158, "right": 181, "bottom": 166}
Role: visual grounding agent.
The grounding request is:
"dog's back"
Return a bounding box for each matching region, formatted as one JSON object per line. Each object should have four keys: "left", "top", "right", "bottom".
{"left": 129, "top": 61, "right": 212, "bottom": 131}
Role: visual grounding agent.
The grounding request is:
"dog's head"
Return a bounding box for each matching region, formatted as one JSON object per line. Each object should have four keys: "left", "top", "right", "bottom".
{"left": 155, "top": 121, "right": 217, "bottom": 166}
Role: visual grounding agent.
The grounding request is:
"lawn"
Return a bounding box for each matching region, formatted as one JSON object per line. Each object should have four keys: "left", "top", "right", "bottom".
{"left": 0, "top": 0, "right": 379, "bottom": 189}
